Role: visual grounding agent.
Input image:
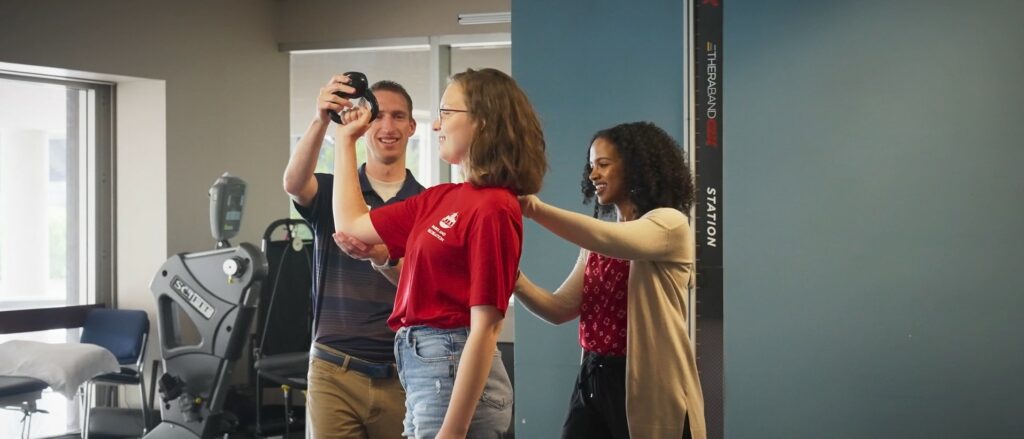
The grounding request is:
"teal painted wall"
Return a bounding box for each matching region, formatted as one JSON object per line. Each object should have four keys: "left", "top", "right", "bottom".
{"left": 725, "top": 1, "right": 1024, "bottom": 438}
{"left": 515, "top": 0, "right": 1024, "bottom": 438}
{"left": 512, "top": 0, "right": 686, "bottom": 436}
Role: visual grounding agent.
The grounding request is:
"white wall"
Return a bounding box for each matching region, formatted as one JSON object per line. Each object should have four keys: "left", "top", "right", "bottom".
{"left": 276, "top": 0, "right": 510, "bottom": 46}
{"left": 0, "top": 0, "right": 290, "bottom": 260}
{"left": 115, "top": 79, "right": 166, "bottom": 405}
{"left": 451, "top": 46, "right": 511, "bottom": 74}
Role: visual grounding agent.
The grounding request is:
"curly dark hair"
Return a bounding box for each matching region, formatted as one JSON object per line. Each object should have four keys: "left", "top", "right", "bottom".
{"left": 581, "top": 121, "right": 695, "bottom": 219}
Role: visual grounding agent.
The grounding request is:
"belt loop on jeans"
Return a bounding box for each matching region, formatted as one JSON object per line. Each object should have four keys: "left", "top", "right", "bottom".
{"left": 341, "top": 354, "right": 351, "bottom": 371}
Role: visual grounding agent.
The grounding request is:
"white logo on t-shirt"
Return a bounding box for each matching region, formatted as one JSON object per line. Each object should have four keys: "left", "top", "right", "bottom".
{"left": 440, "top": 212, "right": 459, "bottom": 229}
{"left": 428, "top": 212, "right": 459, "bottom": 242}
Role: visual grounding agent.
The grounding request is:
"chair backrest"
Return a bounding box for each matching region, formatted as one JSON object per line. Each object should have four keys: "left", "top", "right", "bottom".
{"left": 80, "top": 309, "right": 150, "bottom": 365}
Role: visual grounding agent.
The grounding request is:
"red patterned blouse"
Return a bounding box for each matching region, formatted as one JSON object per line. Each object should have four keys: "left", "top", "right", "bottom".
{"left": 579, "top": 252, "right": 630, "bottom": 355}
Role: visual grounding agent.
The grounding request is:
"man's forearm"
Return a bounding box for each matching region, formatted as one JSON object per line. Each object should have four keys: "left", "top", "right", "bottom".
{"left": 284, "top": 117, "right": 328, "bottom": 192}
{"left": 371, "top": 257, "right": 402, "bottom": 286}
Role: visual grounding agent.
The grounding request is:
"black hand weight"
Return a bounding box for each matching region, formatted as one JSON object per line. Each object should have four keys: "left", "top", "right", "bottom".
{"left": 328, "top": 71, "right": 380, "bottom": 124}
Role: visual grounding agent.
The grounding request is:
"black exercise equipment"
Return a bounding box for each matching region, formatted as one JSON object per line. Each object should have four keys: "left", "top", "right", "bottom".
{"left": 143, "top": 174, "right": 267, "bottom": 439}
{"left": 327, "top": 71, "right": 379, "bottom": 124}
{"left": 251, "top": 218, "right": 313, "bottom": 438}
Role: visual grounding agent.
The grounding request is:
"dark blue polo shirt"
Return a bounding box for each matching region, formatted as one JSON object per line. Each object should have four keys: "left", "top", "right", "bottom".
{"left": 294, "top": 164, "right": 424, "bottom": 362}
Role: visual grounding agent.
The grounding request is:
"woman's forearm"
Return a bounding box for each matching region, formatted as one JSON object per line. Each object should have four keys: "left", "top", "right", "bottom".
{"left": 331, "top": 134, "right": 383, "bottom": 244}
{"left": 332, "top": 136, "right": 366, "bottom": 232}
{"left": 524, "top": 197, "right": 677, "bottom": 261}
{"left": 514, "top": 273, "right": 580, "bottom": 324}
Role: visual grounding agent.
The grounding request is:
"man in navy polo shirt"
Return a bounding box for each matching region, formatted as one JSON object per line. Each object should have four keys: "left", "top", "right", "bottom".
{"left": 283, "top": 76, "right": 424, "bottom": 438}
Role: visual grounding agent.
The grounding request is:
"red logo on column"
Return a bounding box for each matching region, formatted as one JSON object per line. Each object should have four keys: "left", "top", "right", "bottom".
{"left": 706, "top": 119, "right": 719, "bottom": 148}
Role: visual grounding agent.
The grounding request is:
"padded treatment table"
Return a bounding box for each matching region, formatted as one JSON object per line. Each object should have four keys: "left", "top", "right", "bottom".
{"left": 0, "top": 376, "right": 49, "bottom": 437}
{"left": 0, "top": 375, "right": 48, "bottom": 407}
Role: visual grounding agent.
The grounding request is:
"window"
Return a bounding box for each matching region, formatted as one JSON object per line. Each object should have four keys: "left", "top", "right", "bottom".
{"left": 0, "top": 72, "right": 114, "bottom": 437}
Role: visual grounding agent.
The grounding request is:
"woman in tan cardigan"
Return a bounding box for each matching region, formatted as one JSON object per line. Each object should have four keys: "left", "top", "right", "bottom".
{"left": 516, "top": 121, "right": 706, "bottom": 439}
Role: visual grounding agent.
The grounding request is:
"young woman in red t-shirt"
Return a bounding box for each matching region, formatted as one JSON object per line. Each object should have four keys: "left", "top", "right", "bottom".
{"left": 328, "top": 68, "right": 546, "bottom": 439}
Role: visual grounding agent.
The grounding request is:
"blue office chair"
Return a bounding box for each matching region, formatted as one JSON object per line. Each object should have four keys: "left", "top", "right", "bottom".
{"left": 79, "top": 308, "right": 150, "bottom": 439}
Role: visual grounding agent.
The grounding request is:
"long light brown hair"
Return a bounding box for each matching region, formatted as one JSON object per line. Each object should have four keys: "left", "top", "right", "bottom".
{"left": 452, "top": 68, "right": 547, "bottom": 195}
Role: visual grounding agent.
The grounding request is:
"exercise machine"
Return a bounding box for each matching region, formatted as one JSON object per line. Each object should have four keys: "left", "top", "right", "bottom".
{"left": 144, "top": 173, "right": 267, "bottom": 438}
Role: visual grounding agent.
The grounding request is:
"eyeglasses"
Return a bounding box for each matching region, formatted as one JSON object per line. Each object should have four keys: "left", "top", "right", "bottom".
{"left": 438, "top": 108, "right": 469, "bottom": 120}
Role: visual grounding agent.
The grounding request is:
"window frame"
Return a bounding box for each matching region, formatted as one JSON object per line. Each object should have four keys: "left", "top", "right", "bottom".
{"left": 0, "top": 71, "right": 115, "bottom": 312}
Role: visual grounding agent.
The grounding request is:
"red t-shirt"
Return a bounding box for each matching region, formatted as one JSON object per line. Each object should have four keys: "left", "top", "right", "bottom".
{"left": 579, "top": 252, "right": 630, "bottom": 355}
{"left": 370, "top": 183, "right": 522, "bottom": 331}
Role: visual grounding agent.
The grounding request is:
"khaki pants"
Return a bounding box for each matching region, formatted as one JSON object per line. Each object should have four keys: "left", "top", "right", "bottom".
{"left": 307, "top": 350, "right": 406, "bottom": 439}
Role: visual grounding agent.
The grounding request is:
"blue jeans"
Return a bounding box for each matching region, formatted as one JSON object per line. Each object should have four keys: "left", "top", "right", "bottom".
{"left": 394, "top": 326, "right": 513, "bottom": 438}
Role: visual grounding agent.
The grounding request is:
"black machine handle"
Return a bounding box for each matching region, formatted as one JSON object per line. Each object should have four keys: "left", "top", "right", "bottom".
{"left": 261, "top": 218, "right": 312, "bottom": 243}
{"left": 327, "top": 71, "right": 379, "bottom": 124}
